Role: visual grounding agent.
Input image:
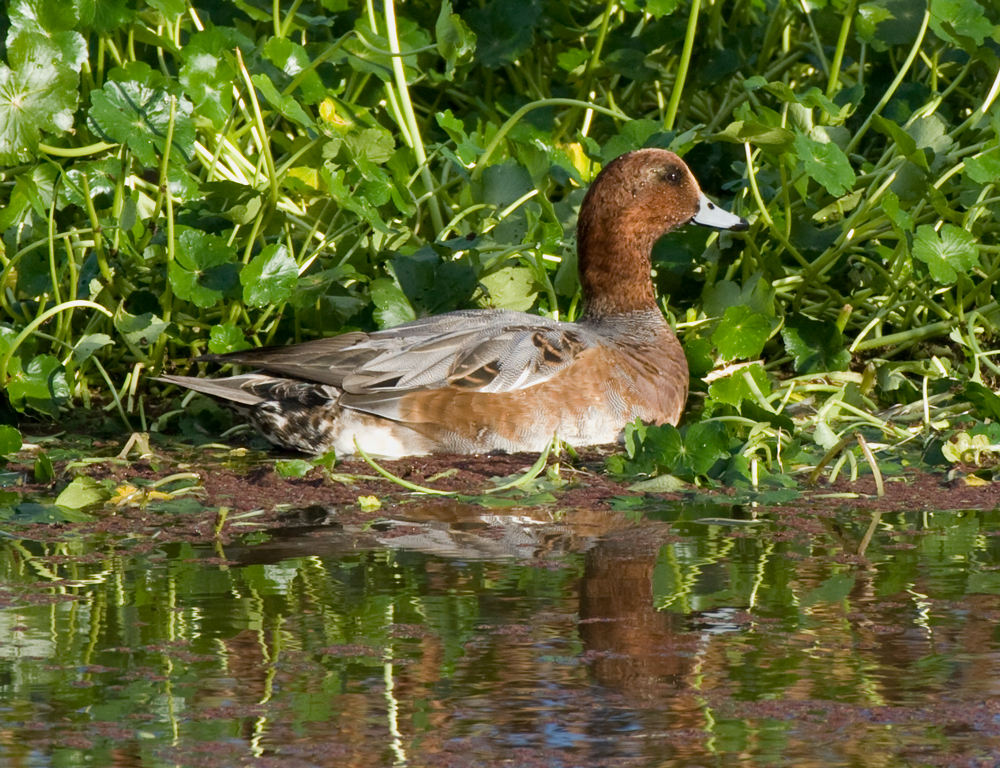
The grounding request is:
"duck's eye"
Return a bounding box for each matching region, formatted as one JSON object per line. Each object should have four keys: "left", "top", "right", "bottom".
{"left": 661, "top": 168, "right": 682, "bottom": 184}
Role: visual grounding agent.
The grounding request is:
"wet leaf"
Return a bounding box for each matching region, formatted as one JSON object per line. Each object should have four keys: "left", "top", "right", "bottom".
{"left": 912, "top": 224, "right": 978, "bottom": 284}
{"left": 209, "top": 323, "right": 251, "bottom": 355}
{"left": 242, "top": 244, "right": 298, "bottom": 308}
{"left": 0, "top": 60, "right": 78, "bottom": 163}
{"left": 88, "top": 62, "right": 194, "bottom": 167}
{"left": 712, "top": 306, "right": 770, "bottom": 361}
{"left": 371, "top": 277, "right": 416, "bottom": 329}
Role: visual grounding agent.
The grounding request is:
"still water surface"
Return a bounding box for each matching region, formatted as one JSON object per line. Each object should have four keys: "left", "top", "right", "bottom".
{"left": 2, "top": 501, "right": 1000, "bottom": 767}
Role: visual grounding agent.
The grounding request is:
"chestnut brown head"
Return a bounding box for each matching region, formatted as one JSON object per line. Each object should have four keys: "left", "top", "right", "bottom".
{"left": 577, "top": 149, "right": 747, "bottom": 317}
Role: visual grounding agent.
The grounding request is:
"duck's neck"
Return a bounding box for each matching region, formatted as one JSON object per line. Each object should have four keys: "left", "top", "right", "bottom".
{"left": 577, "top": 217, "right": 661, "bottom": 319}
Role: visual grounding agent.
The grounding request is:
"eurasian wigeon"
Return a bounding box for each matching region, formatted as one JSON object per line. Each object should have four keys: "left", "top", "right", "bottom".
{"left": 159, "top": 148, "right": 747, "bottom": 457}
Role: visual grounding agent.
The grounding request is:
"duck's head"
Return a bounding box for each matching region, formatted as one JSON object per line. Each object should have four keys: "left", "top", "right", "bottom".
{"left": 577, "top": 148, "right": 747, "bottom": 317}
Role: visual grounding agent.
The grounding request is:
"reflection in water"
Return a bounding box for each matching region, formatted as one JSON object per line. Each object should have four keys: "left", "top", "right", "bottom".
{"left": 1, "top": 503, "right": 1000, "bottom": 766}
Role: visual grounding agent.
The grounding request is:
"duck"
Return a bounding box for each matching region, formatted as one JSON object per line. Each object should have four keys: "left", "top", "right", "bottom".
{"left": 158, "top": 148, "right": 748, "bottom": 458}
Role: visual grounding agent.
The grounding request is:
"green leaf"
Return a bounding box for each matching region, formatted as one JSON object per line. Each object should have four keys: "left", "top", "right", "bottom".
{"left": 0, "top": 426, "right": 22, "bottom": 457}
{"left": 33, "top": 451, "right": 54, "bottom": 483}
{"left": 370, "top": 277, "right": 417, "bottom": 329}
{"left": 856, "top": 2, "right": 895, "bottom": 44}
{"left": 209, "top": 323, "right": 252, "bottom": 355}
{"left": 73, "top": 333, "right": 113, "bottom": 363}
{"left": 6, "top": 354, "right": 68, "bottom": 416}
{"left": 241, "top": 244, "right": 298, "bottom": 308}
{"left": 929, "top": 0, "right": 995, "bottom": 50}
{"left": 872, "top": 115, "right": 927, "bottom": 169}
{"left": 479, "top": 265, "right": 537, "bottom": 312}
{"left": 0, "top": 60, "right": 78, "bottom": 163}
{"left": 882, "top": 190, "right": 914, "bottom": 232}
{"left": 715, "top": 120, "right": 794, "bottom": 149}
{"left": 711, "top": 306, "right": 770, "bottom": 361}
{"left": 708, "top": 363, "right": 771, "bottom": 408}
{"left": 962, "top": 382, "right": 1000, "bottom": 421}
{"left": 88, "top": 63, "right": 195, "bottom": 167}
{"left": 782, "top": 317, "right": 851, "bottom": 374}
{"left": 794, "top": 133, "right": 856, "bottom": 197}
{"left": 911, "top": 224, "right": 978, "bottom": 284}
{"left": 55, "top": 476, "right": 110, "bottom": 509}
{"left": 114, "top": 307, "right": 170, "bottom": 348}
{"left": 683, "top": 421, "right": 730, "bottom": 476}
{"left": 179, "top": 28, "right": 249, "bottom": 128}
{"left": 251, "top": 72, "right": 316, "bottom": 132}
{"left": 170, "top": 229, "right": 241, "bottom": 308}
{"left": 275, "top": 459, "right": 314, "bottom": 478}
{"left": 436, "top": 0, "right": 477, "bottom": 79}
{"left": 465, "top": 0, "right": 541, "bottom": 68}
{"left": 964, "top": 147, "right": 1000, "bottom": 185}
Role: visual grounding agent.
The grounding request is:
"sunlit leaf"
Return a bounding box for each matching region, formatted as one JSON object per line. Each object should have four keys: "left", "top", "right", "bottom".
{"left": 88, "top": 62, "right": 194, "bottom": 167}
{"left": 712, "top": 306, "right": 770, "bottom": 361}
{"left": 794, "top": 133, "right": 856, "bottom": 196}
{"left": 209, "top": 323, "right": 251, "bottom": 355}
{"left": 56, "top": 475, "right": 110, "bottom": 509}
{"left": 242, "top": 244, "right": 298, "bottom": 308}
{"left": 0, "top": 61, "right": 77, "bottom": 163}
{"left": 479, "top": 265, "right": 537, "bottom": 312}
{"left": 0, "top": 426, "right": 21, "bottom": 457}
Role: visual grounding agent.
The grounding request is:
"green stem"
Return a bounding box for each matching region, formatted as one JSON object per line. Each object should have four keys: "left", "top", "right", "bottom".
{"left": 236, "top": 48, "right": 280, "bottom": 208}
{"left": 384, "top": 0, "right": 443, "bottom": 233}
{"left": 845, "top": 6, "right": 931, "bottom": 155}
{"left": 664, "top": 0, "right": 701, "bottom": 130}
{"left": 1, "top": 301, "right": 113, "bottom": 385}
{"left": 825, "top": 0, "right": 857, "bottom": 99}
{"left": 39, "top": 142, "right": 116, "bottom": 158}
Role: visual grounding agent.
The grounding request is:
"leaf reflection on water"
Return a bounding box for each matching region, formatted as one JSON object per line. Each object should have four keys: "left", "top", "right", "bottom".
{"left": 1, "top": 503, "right": 1000, "bottom": 766}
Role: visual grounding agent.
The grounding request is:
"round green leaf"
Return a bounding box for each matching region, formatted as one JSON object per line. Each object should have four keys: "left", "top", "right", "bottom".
{"left": 712, "top": 306, "right": 770, "bottom": 362}
{"left": 0, "top": 61, "right": 78, "bottom": 163}
{"left": 209, "top": 323, "right": 252, "bottom": 355}
{"left": 793, "top": 133, "right": 856, "bottom": 197}
{"left": 241, "top": 244, "right": 299, "bottom": 308}
{"left": 912, "top": 224, "right": 979, "bottom": 284}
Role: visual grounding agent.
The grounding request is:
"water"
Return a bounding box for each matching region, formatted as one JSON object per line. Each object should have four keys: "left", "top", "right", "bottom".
{"left": 2, "top": 501, "right": 1000, "bottom": 767}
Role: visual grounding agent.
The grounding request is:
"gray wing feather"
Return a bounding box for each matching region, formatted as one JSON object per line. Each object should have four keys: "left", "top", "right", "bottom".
{"left": 196, "top": 308, "right": 601, "bottom": 420}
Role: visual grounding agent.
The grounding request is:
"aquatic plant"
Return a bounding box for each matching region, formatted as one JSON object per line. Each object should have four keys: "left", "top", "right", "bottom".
{"left": 0, "top": 0, "right": 998, "bottom": 490}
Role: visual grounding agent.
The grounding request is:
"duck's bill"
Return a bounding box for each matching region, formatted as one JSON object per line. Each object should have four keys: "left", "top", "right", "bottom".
{"left": 692, "top": 194, "right": 749, "bottom": 231}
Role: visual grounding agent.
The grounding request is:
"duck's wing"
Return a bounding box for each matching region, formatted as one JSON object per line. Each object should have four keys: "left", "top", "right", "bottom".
{"left": 201, "top": 309, "right": 598, "bottom": 398}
